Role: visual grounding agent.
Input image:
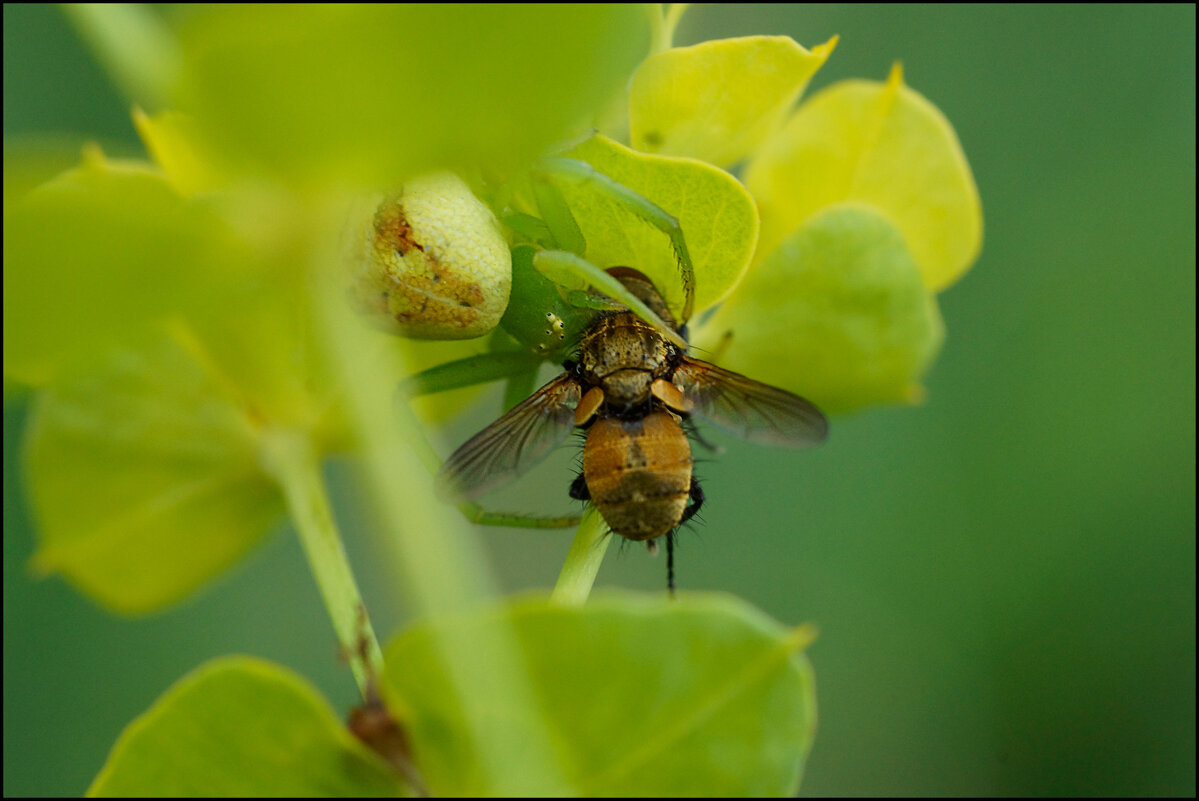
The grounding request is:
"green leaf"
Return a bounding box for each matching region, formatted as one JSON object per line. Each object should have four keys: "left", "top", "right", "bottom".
{"left": 88, "top": 657, "right": 406, "bottom": 797}
{"left": 26, "top": 327, "right": 285, "bottom": 614}
{"left": 60, "top": 4, "right": 179, "bottom": 111}
{"left": 3, "top": 137, "right": 97, "bottom": 201}
{"left": 695, "top": 204, "right": 944, "bottom": 413}
{"left": 174, "top": 5, "right": 648, "bottom": 186}
{"left": 382, "top": 592, "right": 816, "bottom": 796}
{"left": 132, "top": 108, "right": 233, "bottom": 196}
{"left": 630, "top": 35, "right": 837, "bottom": 168}
{"left": 746, "top": 64, "right": 982, "bottom": 292}
{"left": 3, "top": 149, "right": 248, "bottom": 385}
{"left": 561, "top": 134, "right": 759, "bottom": 320}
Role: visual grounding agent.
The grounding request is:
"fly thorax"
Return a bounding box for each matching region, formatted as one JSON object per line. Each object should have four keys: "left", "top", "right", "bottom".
{"left": 584, "top": 316, "right": 669, "bottom": 370}
{"left": 602, "top": 369, "right": 654, "bottom": 408}
{"left": 578, "top": 315, "right": 673, "bottom": 407}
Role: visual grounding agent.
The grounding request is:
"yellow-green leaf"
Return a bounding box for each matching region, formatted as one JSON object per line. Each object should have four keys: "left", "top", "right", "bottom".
{"left": 26, "top": 329, "right": 285, "bottom": 614}
{"left": 174, "top": 5, "right": 648, "bottom": 187}
{"left": 2, "top": 149, "right": 247, "bottom": 385}
{"left": 561, "top": 135, "right": 759, "bottom": 319}
{"left": 746, "top": 64, "right": 982, "bottom": 291}
{"left": 89, "top": 657, "right": 406, "bottom": 797}
{"left": 383, "top": 592, "right": 816, "bottom": 796}
{"left": 3, "top": 137, "right": 95, "bottom": 202}
{"left": 695, "top": 204, "right": 944, "bottom": 413}
{"left": 630, "top": 35, "right": 837, "bottom": 168}
{"left": 132, "top": 108, "right": 232, "bottom": 196}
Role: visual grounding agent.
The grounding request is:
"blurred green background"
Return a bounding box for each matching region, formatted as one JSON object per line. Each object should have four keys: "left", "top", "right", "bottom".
{"left": 4, "top": 4, "right": 1194, "bottom": 796}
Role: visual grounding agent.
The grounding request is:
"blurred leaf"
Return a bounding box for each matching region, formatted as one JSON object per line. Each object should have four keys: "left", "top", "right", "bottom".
{"left": 26, "top": 327, "right": 286, "bottom": 614}
{"left": 132, "top": 108, "right": 232, "bottom": 196}
{"left": 3, "top": 137, "right": 100, "bottom": 201}
{"left": 383, "top": 592, "right": 816, "bottom": 796}
{"left": 174, "top": 5, "right": 648, "bottom": 187}
{"left": 2, "top": 148, "right": 249, "bottom": 385}
{"left": 89, "top": 657, "right": 406, "bottom": 797}
{"left": 60, "top": 3, "right": 179, "bottom": 111}
{"left": 696, "top": 204, "right": 944, "bottom": 413}
{"left": 630, "top": 35, "right": 837, "bottom": 168}
{"left": 561, "top": 135, "right": 759, "bottom": 319}
{"left": 746, "top": 64, "right": 982, "bottom": 291}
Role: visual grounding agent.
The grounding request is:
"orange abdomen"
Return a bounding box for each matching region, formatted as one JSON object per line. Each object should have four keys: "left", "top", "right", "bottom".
{"left": 582, "top": 412, "right": 693, "bottom": 541}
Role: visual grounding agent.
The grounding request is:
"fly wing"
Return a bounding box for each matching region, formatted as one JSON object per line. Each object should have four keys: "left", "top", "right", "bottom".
{"left": 672, "top": 358, "right": 828, "bottom": 448}
{"left": 436, "top": 373, "right": 582, "bottom": 501}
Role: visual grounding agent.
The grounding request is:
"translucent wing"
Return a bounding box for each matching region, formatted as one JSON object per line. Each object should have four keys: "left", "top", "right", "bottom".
{"left": 437, "top": 373, "right": 582, "bottom": 500}
{"left": 672, "top": 358, "right": 828, "bottom": 448}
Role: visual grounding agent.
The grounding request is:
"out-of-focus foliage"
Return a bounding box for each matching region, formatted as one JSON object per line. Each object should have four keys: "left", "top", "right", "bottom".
{"left": 25, "top": 328, "right": 288, "bottom": 613}
{"left": 172, "top": 4, "right": 648, "bottom": 187}
{"left": 382, "top": 593, "right": 816, "bottom": 796}
{"left": 705, "top": 205, "right": 943, "bottom": 412}
{"left": 745, "top": 64, "right": 982, "bottom": 292}
{"left": 3, "top": 150, "right": 249, "bottom": 384}
{"left": 690, "top": 63, "right": 980, "bottom": 412}
{"left": 6, "top": 4, "right": 647, "bottom": 616}
{"left": 88, "top": 658, "right": 405, "bottom": 797}
{"left": 630, "top": 34, "right": 837, "bottom": 168}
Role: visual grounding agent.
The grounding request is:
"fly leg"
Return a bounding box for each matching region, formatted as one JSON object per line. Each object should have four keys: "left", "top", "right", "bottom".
{"left": 683, "top": 419, "right": 724, "bottom": 455}
{"left": 680, "top": 477, "right": 705, "bottom": 524}
{"left": 569, "top": 472, "right": 591, "bottom": 502}
{"left": 665, "top": 479, "right": 706, "bottom": 595}
{"left": 666, "top": 531, "right": 676, "bottom": 596}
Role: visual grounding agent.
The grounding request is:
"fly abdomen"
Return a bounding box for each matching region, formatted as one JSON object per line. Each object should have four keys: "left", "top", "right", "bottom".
{"left": 582, "top": 412, "right": 693, "bottom": 541}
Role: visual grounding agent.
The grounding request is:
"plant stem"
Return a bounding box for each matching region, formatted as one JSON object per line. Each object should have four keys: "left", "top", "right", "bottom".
{"left": 61, "top": 3, "right": 178, "bottom": 110}
{"left": 551, "top": 508, "right": 612, "bottom": 604}
{"left": 310, "top": 206, "right": 573, "bottom": 793}
{"left": 260, "top": 428, "right": 383, "bottom": 698}
{"left": 647, "top": 3, "right": 689, "bottom": 55}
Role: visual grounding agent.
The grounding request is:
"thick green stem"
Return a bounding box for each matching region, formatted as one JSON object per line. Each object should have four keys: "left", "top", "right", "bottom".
{"left": 61, "top": 3, "right": 178, "bottom": 110}
{"left": 647, "top": 4, "right": 689, "bottom": 55}
{"left": 551, "top": 508, "right": 612, "bottom": 604}
{"left": 312, "top": 205, "right": 572, "bottom": 794}
{"left": 260, "top": 428, "right": 383, "bottom": 698}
